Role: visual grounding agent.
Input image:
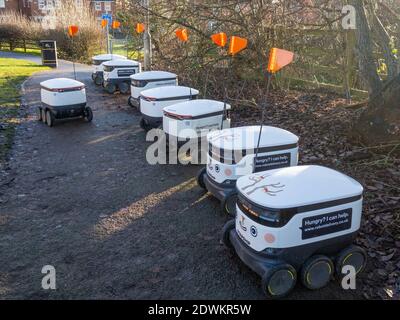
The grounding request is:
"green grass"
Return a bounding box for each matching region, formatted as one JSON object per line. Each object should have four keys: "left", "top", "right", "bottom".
{"left": 0, "top": 48, "right": 42, "bottom": 56}
{"left": 94, "top": 43, "right": 144, "bottom": 60}
{"left": 0, "top": 58, "right": 49, "bottom": 162}
{"left": 111, "top": 43, "right": 144, "bottom": 60}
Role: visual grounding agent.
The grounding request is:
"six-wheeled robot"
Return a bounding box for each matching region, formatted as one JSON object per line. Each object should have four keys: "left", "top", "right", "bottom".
{"left": 91, "top": 54, "right": 127, "bottom": 86}
{"left": 222, "top": 165, "right": 367, "bottom": 298}
{"left": 162, "top": 99, "right": 231, "bottom": 160}
{"left": 139, "top": 85, "right": 199, "bottom": 131}
{"left": 197, "top": 125, "right": 299, "bottom": 216}
{"left": 163, "top": 99, "right": 231, "bottom": 146}
{"left": 103, "top": 59, "right": 141, "bottom": 94}
{"left": 38, "top": 78, "right": 93, "bottom": 127}
{"left": 128, "top": 71, "right": 178, "bottom": 109}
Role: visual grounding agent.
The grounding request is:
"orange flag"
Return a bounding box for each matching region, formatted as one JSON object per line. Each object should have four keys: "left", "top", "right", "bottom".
{"left": 68, "top": 25, "right": 79, "bottom": 37}
{"left": 211, "top": 32, "right": 227, "bottom": 47}
{"left": 175, "top": 28, "right": 188, "bottom": 42}
{"left": 228, "top": 36, "right": 247, "bottom": 55}
{"left": 101, "top": 19, "right": 108, "bottom": 28}
{"left": 112, "top": 21, "right": 121, "bottom": 29}
{"left": 267, "top": 48, "right": 294, "bottom": 73}
{"left": 136, "top": 23, "right": 145, "bottom": 34}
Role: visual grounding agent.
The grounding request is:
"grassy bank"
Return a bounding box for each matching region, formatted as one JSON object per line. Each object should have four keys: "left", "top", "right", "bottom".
{"left": 0, "top": 58, "right": 49, "bottom": 163}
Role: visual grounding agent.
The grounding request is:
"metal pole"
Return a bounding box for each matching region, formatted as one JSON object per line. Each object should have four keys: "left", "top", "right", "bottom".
{"left": 72, "top": 37, "right": 76, "bottom": 80}
{"left": 143, "top": 0, "right": 152, "bottom": 70}
{"left": 111, "top": 22, "right": 115, "bottom": 55}
{"left": 106, "top": 19, "right": 110, "bottom": 54}
{"left": 254, "top": 72, "right": 272, "bottom": 169}
{"left": 220, "top": 52, "right": 229, "bottom": 130}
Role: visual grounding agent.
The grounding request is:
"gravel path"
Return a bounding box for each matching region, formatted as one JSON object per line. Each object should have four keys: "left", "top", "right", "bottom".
{"left": 0, "top": 58, "right": 360, "bottom": 299}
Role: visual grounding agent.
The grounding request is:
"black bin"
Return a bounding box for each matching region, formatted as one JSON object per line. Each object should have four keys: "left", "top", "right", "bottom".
{"left": 40, "top": 40, "right": 58, "bottom": 68}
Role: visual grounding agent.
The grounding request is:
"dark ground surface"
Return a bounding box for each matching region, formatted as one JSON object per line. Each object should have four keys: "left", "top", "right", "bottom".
{"left": 0, "top": 57, "right": 378, "bottom": 299}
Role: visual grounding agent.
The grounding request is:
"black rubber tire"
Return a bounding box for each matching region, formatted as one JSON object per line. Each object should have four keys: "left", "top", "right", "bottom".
{"left": 94, "top": 74, "right": 103, "bottom": 86}
{"left": 91, "top": 73, "right": 96, "bottom": 80}
{"left": 45, "top": 110, "right": 54, "bottom": 127}
{"left": 84, "top": 107, "right": 93, "bottom": 122}
{"left": 221, "top": 192, "right": 238, "bottom": 217}
{"left": 222, "top": 219, "right": 235, "bottom": 249}
{"left": 119, "top": 81, "right": 130, "bottom": 94}
{"left": 105, "top": 83, "right": 117, "bottom": 94}
{"left": 37, "top": 107, "right": 42, "bottom": 121}
{"left": 300, "top": 255, "right": 334, "bottom": 290}
{"left": 41, "top": 108, "right": 47, "bottom": 123}
{"left": 128, "top": 96, "right": 135, "bottom": 108}
{"left": 139, "top": 117, "right": 152, "bottom": 132}
{"left": 196, "top": 167, "right": 207, "bottom": 190}
{"left": 335, "top": 245, "right": 367, "bottom": 279}
{"left": 139, "top": 117, "right": 145, "bottom": 129}
{"left": 261, "top": 264, "right": 297, "bottom": 299}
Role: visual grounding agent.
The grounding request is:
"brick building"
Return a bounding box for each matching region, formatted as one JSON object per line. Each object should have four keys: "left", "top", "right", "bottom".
{"left": 0, "top": 0, "right": 117, "bottom": 20}
{"left": 0, "top": 0, "right": 20, "bottom": 13}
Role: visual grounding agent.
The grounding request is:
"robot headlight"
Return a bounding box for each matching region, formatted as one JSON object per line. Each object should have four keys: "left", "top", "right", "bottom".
{"left": 237, "top": 195, "right": 285, "bottom": 227}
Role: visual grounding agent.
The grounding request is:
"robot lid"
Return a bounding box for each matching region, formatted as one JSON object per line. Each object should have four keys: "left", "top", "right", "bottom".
{"left": 40, "top": 78, "right": 85, "bottom": 91}
{"left": 102, "top": 59, "right": 140, "bottom": 67}
{"left": 92, "top": 54, "right": 126, "bottom": 62}
{"left": 163, "top": 99, "right": 231, "bottom": 119}
{"left": 140, "top": 86, "right": 199, "bottom": 101}
{"left": 130, "top": 71, "right": 177, "bottom": 81}
{"left": 236, "top": 165, "right": 363, "bottom": 210}
{"left": 207, "top": 125, "right": 298, "bottom": 152}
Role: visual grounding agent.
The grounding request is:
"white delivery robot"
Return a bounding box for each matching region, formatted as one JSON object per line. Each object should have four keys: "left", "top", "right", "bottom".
{"left": 139, "top": 85, "right": 199, "bottom": 131}
{"left": 91, "top": 54, "right": 127, "bottom": 86}
{"left": 103, "top": 59, "right": 141, "bottom": 94}
{"left": 197, "top": 125, "right": 299, "bottom": 215}
{"left": 163, "top": 99, "right": 231, "bottom": 148}
{"left": 128, "top": 71, "right": 178, "bottom": 108}
{"left": 38, "top": 78, "right": 93, "bottom": 127}
{"left": 222, "top": 165, "right": 367, "bottom": 298}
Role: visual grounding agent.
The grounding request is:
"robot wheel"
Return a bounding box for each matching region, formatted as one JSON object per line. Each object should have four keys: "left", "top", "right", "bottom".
{"left": 196, "top": 167, "right": 207, "bottom": 190}
{"left": 335, "top": 245, "right": 367, "bottom": 280}
{"left": 221, "top": 219, "right": 235, "bottom": 249}
{"left": 300, "top": 255, "right": 334, "bottom": 290}
{"left": 261, "top": 264, "right": 297, "bottom": 299}
{"left": 221, "top": 192, "right": 238, "bottom": 217}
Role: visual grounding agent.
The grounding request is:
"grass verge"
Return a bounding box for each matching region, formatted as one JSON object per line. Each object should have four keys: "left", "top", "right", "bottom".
{"left": 0, "top": 58, "right": 49, "bottom": 163}
{"left": 0, "top": 48, "right": 42, "bottom": 56}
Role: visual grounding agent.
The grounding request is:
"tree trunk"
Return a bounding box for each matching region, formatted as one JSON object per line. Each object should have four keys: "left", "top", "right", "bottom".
{"left": 367, "top": 2, "right": 399, "bottom": 80}
{"left": 351, "top": 0, "right": 400, "bottom": 144}
{"left": 351, "top": 0, "right": 382, "bottom": 95}
{"left": 354, "top": 73, "right": 400, "bottom": 144}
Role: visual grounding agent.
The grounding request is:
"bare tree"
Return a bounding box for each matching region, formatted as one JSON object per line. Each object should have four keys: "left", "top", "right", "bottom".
{"left": 351, "top": 0, "right": 400, "bottom": 144}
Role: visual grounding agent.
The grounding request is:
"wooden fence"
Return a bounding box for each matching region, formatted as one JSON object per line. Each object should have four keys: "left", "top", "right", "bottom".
{"left": 271, "top": 28, "right": 370, "bottom": 100}
{"left": 0, "top": 39, "right": 40, "bottom": 53}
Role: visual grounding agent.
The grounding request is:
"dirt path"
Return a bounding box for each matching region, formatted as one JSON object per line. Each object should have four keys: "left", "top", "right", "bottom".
{"left": 0, "top": 61, "right": 360, "bottom": 299}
